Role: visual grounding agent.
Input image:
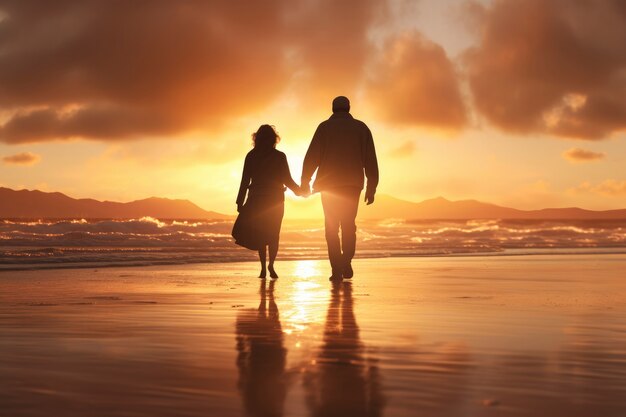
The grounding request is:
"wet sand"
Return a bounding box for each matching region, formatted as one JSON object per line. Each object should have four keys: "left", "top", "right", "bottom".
{"left": 2, "top": 255, "right": 626, "bottom": 417}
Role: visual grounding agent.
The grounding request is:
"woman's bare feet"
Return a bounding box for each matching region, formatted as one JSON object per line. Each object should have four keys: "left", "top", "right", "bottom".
{"left": 268, "top": 265, "right": 278, "bottom": 279}
{"left": 259, "top": 268, "right": 267, "bottom": 279}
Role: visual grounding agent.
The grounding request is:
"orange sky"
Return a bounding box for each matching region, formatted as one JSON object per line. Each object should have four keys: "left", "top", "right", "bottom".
{"left": 1, "top": 0, "right": 626, "bottom": 214}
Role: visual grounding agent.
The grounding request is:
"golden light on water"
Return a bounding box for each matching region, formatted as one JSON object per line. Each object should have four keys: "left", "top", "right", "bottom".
{"left": 288, "top": 280, "right": 322, "bottom": 329}
{"left": 294, "top": 260, "right": 319, "bottom": 279}
{"left": 282, "top": 260, "right": 327, "bottom": 335}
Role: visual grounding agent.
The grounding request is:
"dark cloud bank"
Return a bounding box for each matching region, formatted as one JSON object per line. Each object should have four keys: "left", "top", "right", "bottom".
{"left": 0, "top": 0, "right": 399, "bottom": 143}
{"left": 465, "top": 0, "right": 626, "bottom": 139}
{"left": 0, "top": 0, "right": 625, "bottom": 144}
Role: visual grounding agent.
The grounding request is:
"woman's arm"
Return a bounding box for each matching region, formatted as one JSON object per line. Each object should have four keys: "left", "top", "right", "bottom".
{"left": 236, "top": 154, "right": 252, "bottom": 209}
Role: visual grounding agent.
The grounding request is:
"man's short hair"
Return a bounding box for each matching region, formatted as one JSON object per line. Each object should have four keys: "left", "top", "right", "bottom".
{"left": 332, "top": 96, "right": 350, "bottom": 112}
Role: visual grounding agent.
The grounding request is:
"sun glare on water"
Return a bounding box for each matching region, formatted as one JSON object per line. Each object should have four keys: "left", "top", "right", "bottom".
{"left": 294, "top": 260, "right": 319, "bottom": 279}
{"left": 282, "top": 260, "right": 327, "bottom": 335}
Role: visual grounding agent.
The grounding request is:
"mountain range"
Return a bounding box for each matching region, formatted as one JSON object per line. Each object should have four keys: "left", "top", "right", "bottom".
{"left": 1, "top": 187, "right": 625, "bottom": 220}
{"left": 0, "top": 187, "right": 228, "bottom": 219}
{"left": 361, "top": 195, "right": 626, "bottom": 220}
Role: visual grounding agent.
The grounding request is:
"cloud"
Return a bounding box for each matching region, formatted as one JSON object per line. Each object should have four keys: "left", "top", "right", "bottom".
{"left": 562, "top": 147, "right": 605, "bottom": 163}
{"left": 465, "top": 0, "right": 626, "bottom": 139}
{"left": 285, "top": 0, "right": 388, "bottom": 107}
{"left": 0, "top": 0, "right": 386, "bottom": 144}
{"left": 389, "top": 140, "right": 417, "bottom": 158}
{"left": 570, "top": 180, "right": 626, "bottom": 196}
{"left": 2, "top": 151, "right": 41, "bottom": 165}
{"left": 367, "top": 32, "right": 466, "bottom": 129}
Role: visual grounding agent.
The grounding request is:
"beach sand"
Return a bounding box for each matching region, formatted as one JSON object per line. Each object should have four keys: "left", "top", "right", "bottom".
{"left": 2, "top": 255, "right": 626, "bottom": 417}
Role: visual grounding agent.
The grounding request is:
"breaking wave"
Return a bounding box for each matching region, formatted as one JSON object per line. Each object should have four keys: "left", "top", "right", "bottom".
{"left": 1, "top": 217, "right": 625, "bottom": 270}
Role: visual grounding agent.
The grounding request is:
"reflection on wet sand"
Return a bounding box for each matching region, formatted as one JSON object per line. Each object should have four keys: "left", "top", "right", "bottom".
{"left": 2, "top": 257, "right": 626, "bottom": 416}
{"left": 303, "top": 281, "right": 384, "bottom": 417}
{"left": 236, "top": 280, "right": 287, "bottom": 417}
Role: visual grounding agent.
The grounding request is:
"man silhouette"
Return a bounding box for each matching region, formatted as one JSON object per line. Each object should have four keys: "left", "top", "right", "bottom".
{"left": 301, "top": 96, "right": 379, "bottom": 280}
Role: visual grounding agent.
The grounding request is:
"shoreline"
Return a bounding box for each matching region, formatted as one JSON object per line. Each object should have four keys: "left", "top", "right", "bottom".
{"left": 2, "top": 248, "right": 626, "bottom": 272}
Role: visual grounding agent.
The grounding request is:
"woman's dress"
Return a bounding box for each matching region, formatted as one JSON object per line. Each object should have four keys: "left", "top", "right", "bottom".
{"left": 232, "top": 148, "right": 298, "bottom": 250}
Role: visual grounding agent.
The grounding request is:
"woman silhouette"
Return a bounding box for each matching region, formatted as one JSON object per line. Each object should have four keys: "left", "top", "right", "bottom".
{"left": 233, "top": 125, "right": 301, "bottom": 278}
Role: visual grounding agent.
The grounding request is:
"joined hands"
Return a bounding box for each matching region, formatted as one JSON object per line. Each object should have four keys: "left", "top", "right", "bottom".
{"left": 295, "top": 184, "right": 311, "bottom": 198}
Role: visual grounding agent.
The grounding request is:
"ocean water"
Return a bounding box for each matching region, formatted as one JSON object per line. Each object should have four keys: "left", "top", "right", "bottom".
{"left": 1, "top": 217, "right": 625, "bottom": 269}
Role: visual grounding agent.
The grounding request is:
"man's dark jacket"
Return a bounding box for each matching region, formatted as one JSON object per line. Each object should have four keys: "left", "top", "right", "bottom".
{"left": 301, "top": 111, "right": 379, "bottom": 196}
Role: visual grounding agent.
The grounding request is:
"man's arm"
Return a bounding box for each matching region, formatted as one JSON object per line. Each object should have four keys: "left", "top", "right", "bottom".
{"left": 301, "top": 124, "right": 323, "bottom": 194}
{"left": 363, "top": 126, "right": 379, "bottom": 205}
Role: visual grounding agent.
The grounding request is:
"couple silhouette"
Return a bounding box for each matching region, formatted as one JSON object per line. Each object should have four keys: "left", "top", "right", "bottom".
{"left": 232, "top": 96, "right": 379, "bottom": 281}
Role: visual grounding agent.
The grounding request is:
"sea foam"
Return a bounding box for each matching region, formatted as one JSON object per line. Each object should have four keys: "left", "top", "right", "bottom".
{"left": 1, "top": 218, "right": 625, "bottom": 269}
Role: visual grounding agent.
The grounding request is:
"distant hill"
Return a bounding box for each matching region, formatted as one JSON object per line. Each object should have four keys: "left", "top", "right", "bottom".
{"left": 360, "top": 195, "right": 626, "bottom": 220}
{"left": 2, "top": 187, "right": 625, "bottom": 220}
{"left": 0, "top": 187, "right": 230, "bottom": 219}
